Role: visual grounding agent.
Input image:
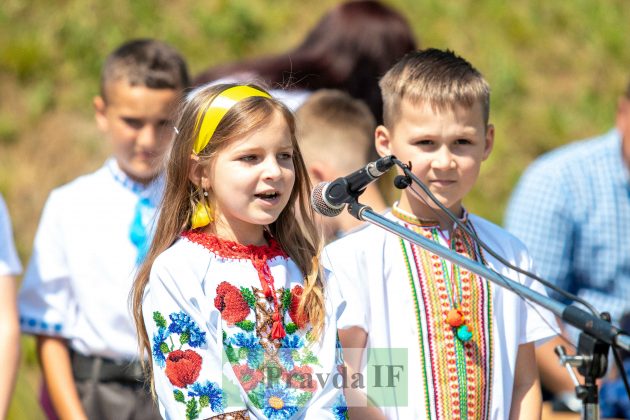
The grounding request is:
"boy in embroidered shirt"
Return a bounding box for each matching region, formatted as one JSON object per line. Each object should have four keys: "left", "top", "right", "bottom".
{"left": 18, "top": 39, "right": 189, "bottom": 419}
{"left": 323, "top": 48, "right": 558, "bottom": 419}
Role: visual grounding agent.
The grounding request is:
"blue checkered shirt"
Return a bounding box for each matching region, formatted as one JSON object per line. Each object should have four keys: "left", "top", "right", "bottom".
{"left": 505, "top": 129, "right": 630, "bottom": 322}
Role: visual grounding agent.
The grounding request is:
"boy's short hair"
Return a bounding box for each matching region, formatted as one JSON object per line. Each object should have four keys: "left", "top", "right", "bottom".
{"left": 380, "top": 48, "right": 490, "bottom": 128}
{"left": 100, "top": 39, "right": 190, "bottom": 101}
{"left": 296, "top": 89, "right": 376, "bottom": 172}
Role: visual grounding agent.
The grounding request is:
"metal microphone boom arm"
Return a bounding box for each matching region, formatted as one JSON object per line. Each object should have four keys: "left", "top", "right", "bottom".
{"left": 346, "top": 201, "right": 629, "bottom": 352}
{"left": 345, "top": 200, "right": 630, "bottom": 420}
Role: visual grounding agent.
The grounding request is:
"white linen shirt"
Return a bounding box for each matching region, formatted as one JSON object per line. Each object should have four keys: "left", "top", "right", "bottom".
{"left": 0, "top": 193, "right": 22, "bottom": 275}
{"left": 143, "top": 234, "right": 348, "bottom": 420}
{"left": 323, "top": 210, "right": 558, "bottom": 420}
{"left": 18, "top": 159, "right": 163, "bottom": 360}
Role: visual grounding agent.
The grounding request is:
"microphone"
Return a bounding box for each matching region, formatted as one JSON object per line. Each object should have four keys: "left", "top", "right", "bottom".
{"left": 311, "top": 155, "right": 396, "bottom": 217}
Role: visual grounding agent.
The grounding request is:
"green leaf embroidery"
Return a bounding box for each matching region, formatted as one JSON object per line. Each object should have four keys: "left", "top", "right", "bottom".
{"left": 240, "top": 287, "right": 256, "bottom": 309}
{"left": 159, "top": 342, "right": 169, "bottom": 354}
{"left": 281, "top": 288, "right": 292, "bottom": 313}
{"left": 238, "top": 347, "right": 249, "bottom": 360}
{"left": 186, "top": 398, "right": 199, "bottom": 420}
{"left": 296, "top": 391, "right": 313, "bottom": 407}
{"left": 199, "top": 395, "right": 210, "bottom": 408}
{"left": 285, "top": 322, "right": 298, "bottom": 334}
{"left": 248, "top": 384, "right": 265, "bottom": 409}
{"left": 235, "top": 320, "right": 254, "bottom": 331}
{"left": 180, "top": 332, "right": 190, "bottom": 345}
{"left": 174, "top": 389, "right": 185, "bottom": 403}
{"left": 225, "top": 345, "right": 239, "bottom": 364}
{"left": 153, "top": 311, "right": 167, "bottom": 328}
{"left": 302, "top": 350, "right": 319, "bottom": 365}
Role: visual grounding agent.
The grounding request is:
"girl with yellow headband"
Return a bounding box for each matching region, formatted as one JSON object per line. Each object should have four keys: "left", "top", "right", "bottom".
{"left": 132, "top": 84, "right": 347, "bottom": 419}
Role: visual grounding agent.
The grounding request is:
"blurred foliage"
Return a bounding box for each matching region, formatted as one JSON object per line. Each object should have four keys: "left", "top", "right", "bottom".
{"left": 2, "top": 0, "right": 630, "bottom": 418}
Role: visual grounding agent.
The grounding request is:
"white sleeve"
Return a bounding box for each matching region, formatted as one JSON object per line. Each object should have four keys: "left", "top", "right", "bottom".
{"left": 144, "top": 255, "right": 246, "bottom": 419}
{"left": 500, "top": 239, "right": 559, "bottom": 346}
{"left": 322, "top": 239, "right": 369, "bottom": 332}
{"left": 322, "top": 267, "right": 347, "bottom": 323}
{"left": 519, "top": 252, "right": 560, "bottom": 345}
{"left": 0, "top": 194, "right": 21, "bottom": 276}
{"left": 18, "top": 191, "right": 76, "bottom": 337}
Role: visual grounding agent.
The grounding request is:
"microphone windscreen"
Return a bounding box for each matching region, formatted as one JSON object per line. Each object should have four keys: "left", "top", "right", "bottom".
{"left": 311, "top": 183, "right": 344, "bottom": 217}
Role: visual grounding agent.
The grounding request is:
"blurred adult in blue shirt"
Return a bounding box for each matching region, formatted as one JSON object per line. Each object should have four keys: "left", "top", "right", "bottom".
{"left": 505, "top": 79, "right": 630, "bottom": 414}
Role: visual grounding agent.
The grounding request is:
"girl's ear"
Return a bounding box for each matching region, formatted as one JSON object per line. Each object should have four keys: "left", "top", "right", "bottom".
{"left": 188, "top": 154, "right": 210, "bottom": 190}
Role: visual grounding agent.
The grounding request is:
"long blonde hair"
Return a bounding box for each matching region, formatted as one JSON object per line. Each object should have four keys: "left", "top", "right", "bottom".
{"left": 131, "top": 83, "right": 325, "bottom": 381}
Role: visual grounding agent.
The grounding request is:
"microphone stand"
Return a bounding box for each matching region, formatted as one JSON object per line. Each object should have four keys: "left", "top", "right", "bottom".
{"left": 345, "top": 199, "right": 630, "bottom": 420}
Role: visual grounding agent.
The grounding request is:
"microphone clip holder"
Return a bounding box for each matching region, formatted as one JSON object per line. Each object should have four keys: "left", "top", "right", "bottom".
{"left": 553, "top": 313, "right": 611, "bottom": 419}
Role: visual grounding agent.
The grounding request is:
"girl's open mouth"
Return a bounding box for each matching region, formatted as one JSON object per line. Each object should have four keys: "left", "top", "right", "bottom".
{"left": 255, "top": 191, "right": 280, "bottom": 201}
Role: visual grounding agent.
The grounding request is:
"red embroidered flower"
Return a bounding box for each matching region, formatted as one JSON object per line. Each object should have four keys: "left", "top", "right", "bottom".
{"left": 289, "top": 285, "right": 309, "bottom": 329}
{"left": 283, "top": 365, "right": 317, "bottom": 392}
{"left": 165, "top": 349, "right": 202, "bottom": 388}
{"left": 214, "top": 281, "right": 250, "bottom": 325}
{"left": 233, "top": 364, "right": 264, "bottom": 391}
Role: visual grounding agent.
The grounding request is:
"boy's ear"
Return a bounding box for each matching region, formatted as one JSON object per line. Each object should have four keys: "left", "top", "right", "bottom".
{"left": 93, "top": 96, "right": 108, "bottom": 133}
{"left": 307, "top": 161, "right": 328, "bottom": 184}
{"left": 375, "top": 125, "right": 393, "bottom": 157}
{"left": 482, "top": 124, "right": 495, "bottom": 161}
{"left": 188, "top": 154, "right": 211, "bottom": 190}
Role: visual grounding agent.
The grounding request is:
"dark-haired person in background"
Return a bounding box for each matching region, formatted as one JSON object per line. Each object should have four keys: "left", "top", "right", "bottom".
{"left": 195, "top": 0, "right": 417, "bottom": 127}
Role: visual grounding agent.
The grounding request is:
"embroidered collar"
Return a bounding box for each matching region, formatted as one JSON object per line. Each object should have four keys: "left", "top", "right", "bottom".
{"left": 183, "top": 229, "right": 289, "bottom": 339}
{"left": 391, "top": 202, "right": 469, "bottom": 228}
{"left": 106, "top": 158, "right": 164, "bottom": 197}
{"left": 182, "top": 230, "right": 288, "bottom": 261}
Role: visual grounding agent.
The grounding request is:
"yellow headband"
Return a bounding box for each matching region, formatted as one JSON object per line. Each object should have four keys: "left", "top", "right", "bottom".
{"left": 192, "top": 85, "right": 271, "bottom": 154}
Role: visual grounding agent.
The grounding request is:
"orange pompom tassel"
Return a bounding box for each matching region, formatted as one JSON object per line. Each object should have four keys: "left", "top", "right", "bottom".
{"left": 446, "top": 309, "right": 465, "bottom": 327}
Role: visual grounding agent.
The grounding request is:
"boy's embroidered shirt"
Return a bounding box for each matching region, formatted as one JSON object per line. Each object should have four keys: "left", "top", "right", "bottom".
{"left": 323, "top": 206, "right": 558, "bottom": 420}
{"left": 143, "top": 232, "right": 347, "bottom": 420}
{"left": 18, "top": 158, "right": 163, "bottom": 360}
{"left": 0, "top": 193, "right": 22, "bottom": 276}
{"left": 107, "top": 158, "right": 163, "bottom": 264}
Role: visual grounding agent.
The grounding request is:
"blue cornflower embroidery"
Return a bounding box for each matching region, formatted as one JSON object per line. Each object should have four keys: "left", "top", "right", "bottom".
{"left": 278, "top": 347, "right": 295, "bottom": 371}
{"left": 262, "top": 383, "right": 299, "bottom": 419}
{"left": 152, "top": 326, "right": 170, "bottom": 368}
{"left": 247, "top": 346, "right": 265, "bottom": 369}
{"left": 332, "top": 394, "right": 348, "bottom": 419}
{"left": 281, "top": 334, "right": 304, "bottom": 349}
{"left": 168, "top": 312, "right": 206, "bottom": 348}
{"left": 187, "top": 381, "right": 227, "bottom": 413}
{"left": 231, "top": 332, "right": 261, "bottom": 349}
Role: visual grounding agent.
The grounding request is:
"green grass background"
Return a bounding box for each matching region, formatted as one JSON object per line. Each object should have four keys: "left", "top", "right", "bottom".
{"left": 2, "top": 0, "right": 630, "bottom": 418}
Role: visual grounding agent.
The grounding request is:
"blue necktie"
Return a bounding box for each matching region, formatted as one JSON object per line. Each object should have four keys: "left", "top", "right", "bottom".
{"left": 129, "top": 197, "right": 155, "bottom": 265}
